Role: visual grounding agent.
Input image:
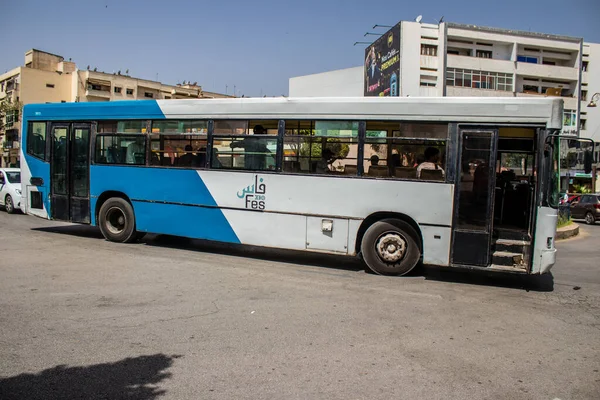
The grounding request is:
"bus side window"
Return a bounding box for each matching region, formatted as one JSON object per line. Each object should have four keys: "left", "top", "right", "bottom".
{"left": 211, "top": 120, "right": 279, "bottom": 171}
{"left": 363, "top": 122, "right": 448, "bottom": 180}
{"left": 282, "top": 120, "right": 359, "bottom": 175}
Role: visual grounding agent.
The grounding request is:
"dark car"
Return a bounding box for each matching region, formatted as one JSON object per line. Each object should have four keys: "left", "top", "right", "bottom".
{"left": 570, "top": 194, "right": 600, "bottom": 225}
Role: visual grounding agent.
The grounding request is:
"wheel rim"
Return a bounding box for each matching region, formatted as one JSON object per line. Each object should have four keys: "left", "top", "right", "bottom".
{"left": 375, "top": 231, "right": 407, "bottom": 263}
{"left": 106, "top": 207, "right": 126, "bottom": 235}
{"left": 586, "top": 213, "right": 594, "bottom": 224}
{"left": 6, "top": 197, "right": 12, "bottom": 212}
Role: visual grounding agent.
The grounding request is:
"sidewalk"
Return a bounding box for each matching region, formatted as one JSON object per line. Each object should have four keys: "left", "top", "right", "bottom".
{"left": 556, "top": 223, "right": 579, "bottom": 240}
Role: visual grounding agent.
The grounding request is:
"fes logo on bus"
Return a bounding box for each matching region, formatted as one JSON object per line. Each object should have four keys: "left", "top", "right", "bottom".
{"left": 237, "top": 175, "right": 267, "bottom": 210}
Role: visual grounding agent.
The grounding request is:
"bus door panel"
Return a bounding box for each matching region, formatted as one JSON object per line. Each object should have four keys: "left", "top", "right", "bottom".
{"left": 50, "top": 124, "right": 70, "bottom": 221}
{"left": 70, "top": 124, "right": 91, "bottom": 224}
{"left": 451, "top": 129, "right": 498, "bottom": 267}
{"left": 49, "top": 123, "right": 91, "bottom": 223}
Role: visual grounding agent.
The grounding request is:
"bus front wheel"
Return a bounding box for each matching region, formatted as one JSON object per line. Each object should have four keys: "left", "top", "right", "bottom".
{"left": 98, "top": 197, "right": 138, "bottom": 243}
{"left": 361, "top": 219, "right": 421, "bottom": 276}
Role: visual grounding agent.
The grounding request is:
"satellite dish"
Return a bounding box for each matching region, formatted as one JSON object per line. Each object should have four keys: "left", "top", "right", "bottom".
{"left": 416, "top": 15, "right": 423, "bottom": 23}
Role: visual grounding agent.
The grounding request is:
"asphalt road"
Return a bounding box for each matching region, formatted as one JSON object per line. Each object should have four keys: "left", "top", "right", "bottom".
{"left": 0, "top": 211, "right": 598, "bottom": 400}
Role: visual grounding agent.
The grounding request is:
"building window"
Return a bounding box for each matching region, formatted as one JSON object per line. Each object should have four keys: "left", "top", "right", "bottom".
{"left": 517, "top": 55, "right": 538, "bottom": 64}
{"left": 420, "top": 75, "right": 437, "bottom": 87}
{"left": 476, "top": 50, "right": 492, "bottom": 59}
{"left": 144, "top": 92, "right": 154, "bottom": 98}
{"left": 582, "top": 61, "right": 589, "bottom": 72}
{"left": 421, "top": 44, "right": 438, "bottom": 56}
{"left": 126, "top": 88, "right": 134, "bottom": 95}
{"left": 446, "top": 68, "right": 513, "bottom": 91}
{"left": 114, "top": 87, "right": 122, "bottom": 94}
{"left": 523, "top": 85, "right": 539, "bottom": 93}
{"left": 580, "top": 119, "right": 587, "bottom": 131}
{"left": 46, "top": 83, "right": 55, "bottom": 88}
{"left": 581, "top": 90, "right": 588, "bottom": 101}
{"left": 563, "top": 110, "right": 577, "bottom": 128}
{"left": 542, "top": 60, "right": 556, "bottom": 66}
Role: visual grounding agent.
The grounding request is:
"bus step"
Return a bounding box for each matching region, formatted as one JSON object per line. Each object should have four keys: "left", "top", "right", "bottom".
{"left": 492, "top": 251, "right": 526, "bottom": 267}
{"left": 494, "top": 239, "right": 529, "bottom": 254}
{"left": 494, "top": 228, "right": 530, "bottom": 241}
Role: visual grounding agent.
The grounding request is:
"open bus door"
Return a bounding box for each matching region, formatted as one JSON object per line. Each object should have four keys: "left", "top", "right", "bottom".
{"left": 451, "top": 128, "right": 498, "bottom": 267}
{"left": 49, "top": 122, "right": 92, "bottom": 223}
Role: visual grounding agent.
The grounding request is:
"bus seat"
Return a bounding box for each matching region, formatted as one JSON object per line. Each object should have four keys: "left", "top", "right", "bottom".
{"left": 420, "top": 169, "right": 444, "bottom": 181}
{"left": 394, "top": 167, "right": 416, "bottom": 179}
{"left": 367, "top": 165, "right": 389, "bottom": 177}
{"left": 343, "top": 165, "right": 358, "bottom": 175}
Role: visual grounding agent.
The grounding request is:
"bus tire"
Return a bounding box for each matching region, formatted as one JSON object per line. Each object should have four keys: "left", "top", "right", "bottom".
{"left": 361, "top": 219, "right": 421, "bottom": 276}
{"left": 98, "top": 197, "right": 138, "bottom": 243}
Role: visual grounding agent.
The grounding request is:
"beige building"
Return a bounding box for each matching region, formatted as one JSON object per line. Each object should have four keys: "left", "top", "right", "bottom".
{"left": 0, "top": 49, "right": 232, "bottom": 167}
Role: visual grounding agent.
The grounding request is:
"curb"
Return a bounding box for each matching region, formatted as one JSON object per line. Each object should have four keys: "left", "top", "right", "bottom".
{"left": 556, "top": 223, "right": 579, "bottom": 240}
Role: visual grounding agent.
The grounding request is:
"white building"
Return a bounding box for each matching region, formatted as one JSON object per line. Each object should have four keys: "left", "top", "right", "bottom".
{"left": 289, "top": 21, "right": 600, "bottom": 191}
{"left": 290, "top": 21, "right": 598, "bottom": 138}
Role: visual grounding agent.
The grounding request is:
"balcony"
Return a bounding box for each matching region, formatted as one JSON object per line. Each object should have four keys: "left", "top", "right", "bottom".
{"left": 85, "top": 88, "right": 111, "bottom": 99}
{"left": 447, "top": 54, "right": 513, "bottom": 74}
{"left": 516, "top": 62, "right": 578, "bottom": 80}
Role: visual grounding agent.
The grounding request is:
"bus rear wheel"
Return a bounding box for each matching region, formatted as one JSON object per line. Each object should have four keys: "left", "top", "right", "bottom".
{"left": 98, "top": 197, "right": 138, "bottom": 243}
{"left": 361, "top": 219, "right": 421, "bottom": 276}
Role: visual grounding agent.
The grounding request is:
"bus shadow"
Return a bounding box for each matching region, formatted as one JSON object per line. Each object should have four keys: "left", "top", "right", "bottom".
{"left": 0, "top": 353, "right": 180, "bottom": 400}
{"left": 31, "top": 224, "right": 105, "bottom": 239}
{"left": 419, "top": 265, "right": 554, "bottom": 292}
{"left": 144, "top": 234, "right": 366, "bottom": 274}
{"left": 29, "top": 226, "right": 553, "bottom": 290}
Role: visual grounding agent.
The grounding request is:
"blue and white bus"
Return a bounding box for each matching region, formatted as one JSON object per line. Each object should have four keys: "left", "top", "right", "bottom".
{"left": 20, "top": 97, "right": 563, "bottom": 276}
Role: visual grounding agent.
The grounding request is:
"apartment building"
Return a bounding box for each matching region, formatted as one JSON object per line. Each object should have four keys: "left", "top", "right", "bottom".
{"left": 290, "top": 21, "right": 597, "bottom": 137}
{"left": 289, "top": 21, "right": 600, "bottom": 190}
{"left": 0, "top": 49, "right": 231, "bottom": 167}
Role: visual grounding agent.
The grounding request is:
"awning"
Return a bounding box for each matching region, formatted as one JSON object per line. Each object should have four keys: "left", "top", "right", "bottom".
{"left": 87, "top": 78, "right": 112, "bottom": 86}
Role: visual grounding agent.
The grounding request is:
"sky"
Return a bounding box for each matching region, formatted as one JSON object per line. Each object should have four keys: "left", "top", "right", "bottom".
{"left": 1, "top": 0, "right": 598, "bottom": 97}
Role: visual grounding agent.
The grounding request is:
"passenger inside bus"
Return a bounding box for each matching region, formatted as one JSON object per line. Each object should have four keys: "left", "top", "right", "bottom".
{"left": 178, "top": 145, "right": 196, "bottom": 166}
{"left": 416, "top": 147, "right": 445, "bottom": 179}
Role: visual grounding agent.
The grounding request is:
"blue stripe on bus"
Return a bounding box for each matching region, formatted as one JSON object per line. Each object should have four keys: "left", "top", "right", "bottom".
{"left": 22, "top": 100, "right": 166, "bottom": 121}
{"left": 90, "top": 166, "right": 240, "bottom": 244}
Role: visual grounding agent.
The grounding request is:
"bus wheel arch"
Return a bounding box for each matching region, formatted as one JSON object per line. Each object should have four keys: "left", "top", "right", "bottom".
{"left": 356, "top": 213, "right": 423, "bottom": 276}
{"left": 96, "top": 192, "right": 139, "bottom": 243}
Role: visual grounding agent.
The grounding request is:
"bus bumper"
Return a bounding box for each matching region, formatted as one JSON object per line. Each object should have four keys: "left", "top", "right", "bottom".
{"left": 537, "top": 248, "right": 557, "bottom": 274}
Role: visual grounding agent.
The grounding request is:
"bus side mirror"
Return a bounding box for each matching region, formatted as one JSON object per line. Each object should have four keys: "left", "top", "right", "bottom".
{"left": 584, "top": 150, "right": 593, "bottom": 174}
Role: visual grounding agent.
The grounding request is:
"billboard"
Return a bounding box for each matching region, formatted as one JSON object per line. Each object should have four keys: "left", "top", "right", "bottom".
{"left": 364, "top": 23, "right": 401, "bottom": 97}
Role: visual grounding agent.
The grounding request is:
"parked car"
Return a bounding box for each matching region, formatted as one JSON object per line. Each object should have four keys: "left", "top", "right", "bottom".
{"left": 567, "top": 194, "right": 582, "bottom": 204}
{"left": 570, "top": 193, "right": 600, "bottom": 225}
{"left": 0, "top": 168, "right": 22, "bottom": 214}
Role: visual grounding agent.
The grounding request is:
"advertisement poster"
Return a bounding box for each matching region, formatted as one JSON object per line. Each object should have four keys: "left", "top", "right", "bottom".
{"left": 364, "top": 23, "right": 401, "bottom": 97}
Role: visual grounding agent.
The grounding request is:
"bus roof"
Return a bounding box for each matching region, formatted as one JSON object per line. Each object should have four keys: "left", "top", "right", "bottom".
{"left": 23, "top": 96, "right": 563, "bottom": 129}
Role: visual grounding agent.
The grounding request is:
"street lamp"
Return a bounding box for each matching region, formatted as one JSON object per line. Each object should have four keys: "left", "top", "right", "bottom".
{"left": 587, "top": 92, "right": 600, "bottom": 107}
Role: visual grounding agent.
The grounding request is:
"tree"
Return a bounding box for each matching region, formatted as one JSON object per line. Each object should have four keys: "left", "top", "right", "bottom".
{"left": 0, "top": 97, "right": 23, "bottom": 136}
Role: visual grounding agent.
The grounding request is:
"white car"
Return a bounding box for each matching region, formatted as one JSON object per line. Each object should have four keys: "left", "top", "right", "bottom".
{"left": 0, "top": 168, "right": 22, "bottom": 214}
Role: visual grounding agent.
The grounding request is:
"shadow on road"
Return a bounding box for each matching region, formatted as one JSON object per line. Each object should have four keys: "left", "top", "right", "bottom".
{"left": 147, "top": 234, "right": 366, "bottom": 273}
{"left": 31, "top": 224, "right": 105, "bottom": 239}
{"left": 420, "top": 265, "right": 554, "bottom": 292}
{"left": 30, "top": 225, "right": 553, "bottom": 291}
{"left": 0, "top": 353, "right": 180, "bottom": 400}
